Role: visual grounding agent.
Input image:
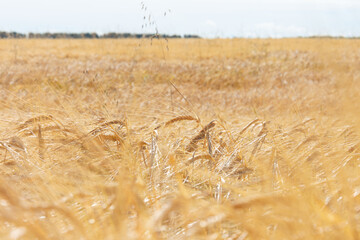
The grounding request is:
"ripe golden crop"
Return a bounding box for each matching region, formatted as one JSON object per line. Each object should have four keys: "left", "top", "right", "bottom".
{"left": 0, "top": 38, "right": 359, "bottom": 239}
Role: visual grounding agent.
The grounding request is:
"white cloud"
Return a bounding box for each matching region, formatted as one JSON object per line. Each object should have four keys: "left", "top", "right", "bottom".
{"left": 246, "top": 0, "right": 360, "bottom": 7}
{"left": 204, "top": 20, "right": 217, "bottom": 28}
{"left": 295, "top": 0, "right": 360, "bottom": 6}
{"left": 245, "top": 22, "right": 308, "bottom": 38}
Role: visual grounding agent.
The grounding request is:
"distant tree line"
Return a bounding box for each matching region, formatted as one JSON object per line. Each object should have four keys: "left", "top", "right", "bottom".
{"left": 303, "top": 35, "right": 360, "bottom": 39}
{"left": 0, "top": 31, "right": 201, "bottom": 39}
{"left": 0, "top": 32, "right": 26, "bottom": 38}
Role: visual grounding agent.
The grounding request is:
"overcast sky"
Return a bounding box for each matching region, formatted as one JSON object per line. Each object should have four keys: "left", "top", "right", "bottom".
{"left": 0, "top": 0, "right": 359, "bottom": 38}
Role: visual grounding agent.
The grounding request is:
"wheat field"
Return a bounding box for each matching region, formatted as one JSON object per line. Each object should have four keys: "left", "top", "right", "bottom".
{"left": 0, "top": 38, "right": 359, "bottom": 239}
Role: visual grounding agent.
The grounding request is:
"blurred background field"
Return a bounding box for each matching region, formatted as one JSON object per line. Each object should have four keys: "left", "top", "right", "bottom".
{"left": 0, "top": 38, "right": 359, "bottom": 239}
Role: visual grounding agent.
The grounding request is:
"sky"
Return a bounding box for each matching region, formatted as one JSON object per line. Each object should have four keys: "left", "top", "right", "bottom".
{"left": 0, "top": 0, "right": 359, "bottom": 38}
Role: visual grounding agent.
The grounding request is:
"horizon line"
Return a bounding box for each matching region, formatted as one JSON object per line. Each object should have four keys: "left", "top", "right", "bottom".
{"left": 1, "top": 31, "right": 360, "bottom": 39}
